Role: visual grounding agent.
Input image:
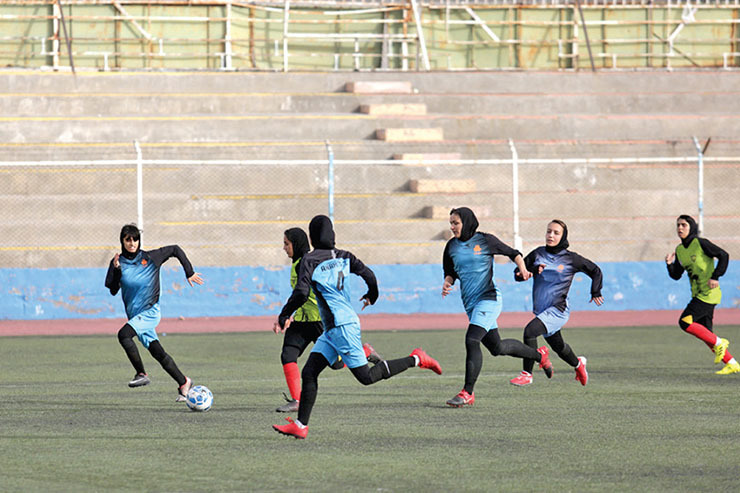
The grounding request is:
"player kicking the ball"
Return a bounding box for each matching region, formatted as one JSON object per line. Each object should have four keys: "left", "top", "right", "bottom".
{"left": 105, "top": 224, "right": 203, "bottom": 402}
{"left": 272, "top": 215, "right": 442, "bottom": 439}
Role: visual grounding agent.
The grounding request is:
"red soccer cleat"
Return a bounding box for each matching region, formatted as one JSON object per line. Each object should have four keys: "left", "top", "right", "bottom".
{"left": 410, "top": 348, "right": 442, "bottom": 375}
{"left": 363, "top": 343, "right": 382, "bottom": 364}
{"left": 446, "top": 389, "right": 475, "bottom": 407}
{"left": 538, "top": 346, "right": 553, "bottom": 378}
{"left": 510, "top": 371, "right": 533, "bottom": 386}
{"left": 273, "top": 417, "right": 308, "bottom": 439}
{"left": 575, "top": 357, "right": 588, "bottom": 386}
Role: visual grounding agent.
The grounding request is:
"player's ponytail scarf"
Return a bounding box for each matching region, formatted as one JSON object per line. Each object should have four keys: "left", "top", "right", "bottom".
{"left": 545, "top": 219, "right": 570, "bottom": 254}
{"left": 677, "top": 214, "right": 699, "bottom": 248}
{"left": 284, "top": 227, "right": 310, "bottom": 261}
{"left": 450, "top": 207, "right": 479, "bottom": 242}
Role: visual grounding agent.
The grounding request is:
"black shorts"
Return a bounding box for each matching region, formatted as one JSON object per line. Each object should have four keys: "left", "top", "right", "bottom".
{"left": 284, "top": 320, "right": 323, "bottom": 348}
{"left": 680, "top": 297, "right": 716, "bottom": 331}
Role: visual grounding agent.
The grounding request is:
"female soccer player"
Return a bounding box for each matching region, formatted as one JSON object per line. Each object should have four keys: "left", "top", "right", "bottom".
{"left": 442, "top": 207, "right": 552, "bottom": 407}
{"left": 510, "top": 219, "right": 603, "bottom": 387}
{"left": 666, "top": 214, "right": 738, "bottom": 375}
{"left": 273, "top": 228, "right": 378, "bottom": 413}
{"left": 272, "top": 215, "right": 442, "bottom": 439}
{"left": 105, "top": 224, "right": 203, "bottom": 402}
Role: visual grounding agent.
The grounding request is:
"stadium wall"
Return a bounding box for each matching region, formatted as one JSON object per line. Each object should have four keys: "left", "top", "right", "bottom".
{"left": 1, "top": 261, "right": 739, "bottom": 321}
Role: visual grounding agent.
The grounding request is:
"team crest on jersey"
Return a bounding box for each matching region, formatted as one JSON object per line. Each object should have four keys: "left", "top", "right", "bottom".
{"left": 473, "top": 244, "right": 482, "bottom": 255}
{"left": 690, "top": 255, "right": 696, "bottom": 262}
{"left": 557, "top": 264, "right": 565, "bottom": 272}
{"left": 141, "top": 259, "right": 148, "bottom": 266}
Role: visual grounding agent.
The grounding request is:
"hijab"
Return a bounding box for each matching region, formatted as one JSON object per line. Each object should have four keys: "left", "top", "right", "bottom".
{"left": 308, "top": 215, "right": 336, "bottom": 249}
{"left": 119, "top": 223, "right": 141, "bottom": 260}
{"left": 284, "top": 227, "right": 310, "bottom": 261}
{"left": 545, "top": 219, "right": 569, "bottom": 254}
{"left": 677, "top": 214, "right": 699, "bottom": 248}
{"left": 450, "top": 207, "right": 479, "bottom": 242}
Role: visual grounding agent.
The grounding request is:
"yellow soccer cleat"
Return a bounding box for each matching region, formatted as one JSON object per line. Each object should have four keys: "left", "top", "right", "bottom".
{"left": 713, "top": 338, "right": 729, "bottom": 365}
{"left": 715, "top": 361, "right": 740, "bottom": 375}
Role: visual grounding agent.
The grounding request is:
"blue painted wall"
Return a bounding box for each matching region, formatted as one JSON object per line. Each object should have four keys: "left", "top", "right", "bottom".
{"left": 1, "top": 261, "right": 738, "bottom": 321}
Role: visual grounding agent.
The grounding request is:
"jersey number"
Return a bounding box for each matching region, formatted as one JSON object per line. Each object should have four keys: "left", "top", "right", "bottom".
{"left": 336, "top": 271, "right": 345, "bottom": 291}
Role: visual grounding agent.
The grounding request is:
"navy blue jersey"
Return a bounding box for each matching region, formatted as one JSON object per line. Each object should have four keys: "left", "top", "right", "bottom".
{"left": 105, "top": 245, "right": 195, "bottom": 320}
{"left": 519, "top": 246, "right": 602, "bottom": 313}
{"left": 279, "top": 248, "right": 378, "bottom": 330}
{"left": 443, "top": 232, "right": 521, "bottom": 312}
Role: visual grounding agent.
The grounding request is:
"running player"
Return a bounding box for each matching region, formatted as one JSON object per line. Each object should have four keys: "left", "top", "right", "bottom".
{"left": 273, "top": 227, "right": 380, "bottom": 413}
{"left": 666, "top": 215, "right": 739, "bottom": 375}
{"left": 442, "top": 207, "right": 552, "bottom": 407}
{"left": 272, "top": 215, "right": 442, "bottom": 439}
{"left": 509, "top": 219, "right": 603, "bottom": 387}
{"left": 105, "top": 224, "right": 203, "bottom": 402}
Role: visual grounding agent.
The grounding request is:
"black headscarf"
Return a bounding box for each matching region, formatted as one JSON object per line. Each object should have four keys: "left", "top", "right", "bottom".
{"left": 309, "top": 215, "right": 336, "bottom": 249}
{"left": 284, "top": 227, "right": 310, "bottom": 261}
{"left": 450, "top": 207, "right": 479, "bottom": 242}
{"left": 119, "top": 223, "right": 141, "bottom": 260}
{"left": 677, "top": 214, "right": 699, "bottom": 248}
{"left": 545, "top": 219, "right": 569, "bottom": 254}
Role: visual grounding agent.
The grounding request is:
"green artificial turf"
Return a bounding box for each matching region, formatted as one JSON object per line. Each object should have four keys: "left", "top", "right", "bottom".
{"left": 1, "top": 326, "right": 739, "bottom": 492}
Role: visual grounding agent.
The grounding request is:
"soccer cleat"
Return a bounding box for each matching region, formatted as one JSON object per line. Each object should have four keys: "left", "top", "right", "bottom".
{"left": 510, "top": 371, "right": 533, "bottom": 386}
{"left": 410, "top": 348, "right": 442, "bottom": 375}
{"left": 713, "top": 338, "right": 729, "bottom": 365}
{"left": 273, "top": 417, "right": 308, "bottom": 439}
{"left": 128, "top": 373, "right": 150, "bottom": 388}
{"left": 446, "top": 389, "right": 475, "bottom": 407}
{"left": 538, "top": 346, "right": 553, "bottom": 378}
{"left": 276, "top": 393, "right": 300, "bottom": 413}
{"left": 715, "top": 360, "right": 740, "bottom": 375}
{"left": 176, "top": 376, "right": 192, "bottom": 403}
{"left": 363, "top": 343, "right": 383, "bottom": 364}
{"left": 575, "top": 357, "right": 588, "bottom": 386}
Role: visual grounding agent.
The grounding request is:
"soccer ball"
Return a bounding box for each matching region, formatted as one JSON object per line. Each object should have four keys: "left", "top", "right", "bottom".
{"left": 186, "top": 385, "right": 213, "bottom": 412}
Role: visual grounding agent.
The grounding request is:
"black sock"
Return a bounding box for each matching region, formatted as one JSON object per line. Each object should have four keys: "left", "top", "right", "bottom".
{"left": 522, "top": 337, "right": 538, "bottom": 374}
{"left": 148, "top": 341, "right": 186, "bottom": 386}
{"left": 118, "top": 325, "right": 145, "bottom": 375}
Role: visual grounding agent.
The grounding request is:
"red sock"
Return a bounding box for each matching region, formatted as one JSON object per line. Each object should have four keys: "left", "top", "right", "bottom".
{"left": 685, "top": 322, "right": 718, "bottom": 347}
{"left": 283, "top": 362, "right": 301, "bottom": 401}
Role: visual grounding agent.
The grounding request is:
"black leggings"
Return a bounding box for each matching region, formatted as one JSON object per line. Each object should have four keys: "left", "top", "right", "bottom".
{"left": 281, "top": 321, "right": 343, "bottom": 370}
{"left": 280, "top": 321, "right": 322, "bottom": 365}
{"left": 117, "top": 324, "right": 186, "bottom": 386}
{"left": 521, "top": 317, "right": 579, "bottom": 373}
{"left": 297, "top": 351, "right": 415, "bottom": 425}
{"left": 463, "top": 324, "right": 541, "bottom": 394}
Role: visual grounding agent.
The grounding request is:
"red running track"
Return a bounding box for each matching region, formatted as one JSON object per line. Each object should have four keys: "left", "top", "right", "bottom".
{"left": 0, "top": 309, "right": 738, "bottom": 337}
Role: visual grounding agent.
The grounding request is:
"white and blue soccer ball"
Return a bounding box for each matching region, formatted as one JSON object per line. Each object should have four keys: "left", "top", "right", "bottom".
{"left": 186, "top": 385, "right": 213, "bottom": 412}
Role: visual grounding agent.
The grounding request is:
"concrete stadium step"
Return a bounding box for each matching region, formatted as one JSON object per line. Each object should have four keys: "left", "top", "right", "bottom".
{"left": 376, "top": 128, "right": 444, "bottom": 142}
{"left": 6, "top": 91, "right": 738, "bottom": 118}
{"left": 7, "top": 71, "right": 740, "bottom": 95}
{"left": 360, "top": 103, "right": 427, "bottom": 116}
{"left": 5, "top": 113, "right": 737, "bottom": 144}
{"left": 2, "top": 159, "right": 737, "bottom": 198}
{"left": 3, "top": 139, "right": 735, "bottom": 163}
{"left": 344, "top": 81, "right": 413, "bottom": 94}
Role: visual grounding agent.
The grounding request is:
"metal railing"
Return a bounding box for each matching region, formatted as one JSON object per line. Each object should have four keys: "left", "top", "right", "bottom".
{"left": 2, "top": 0, "right": 739, "bottom": 70}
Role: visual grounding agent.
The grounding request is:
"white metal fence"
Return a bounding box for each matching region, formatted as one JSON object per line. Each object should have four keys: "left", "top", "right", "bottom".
{"left": 3, "top": 139, "right": 739, "bottom": 269}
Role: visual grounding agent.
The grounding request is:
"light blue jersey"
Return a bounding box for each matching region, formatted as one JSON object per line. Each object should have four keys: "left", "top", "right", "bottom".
{"left": 443, "top": 232, "right": 521, "bottom": 314}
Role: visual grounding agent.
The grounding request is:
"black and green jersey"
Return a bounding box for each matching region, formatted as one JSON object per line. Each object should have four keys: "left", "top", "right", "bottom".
{"left": 668, "top": 237, "right": 729, "bottom": 305}
{"left": 290, "top": 258, "right": 321, "bottom": 322}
